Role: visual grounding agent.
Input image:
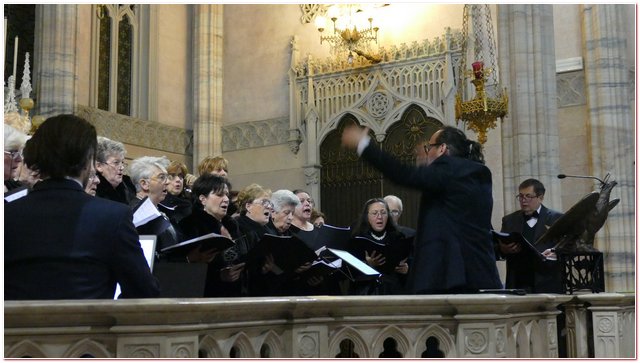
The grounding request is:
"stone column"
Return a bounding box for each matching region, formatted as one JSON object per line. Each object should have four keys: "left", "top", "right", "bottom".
{"left": 497, "top": 4, "right": 562, "bottom": 210}
{"left": 581, "top": 4, "right": 635, "bottom": 293}
{"left": 192, "top": 4, "right": 223, "bottom": 169}
{"left": 34, "top": 4, "right": 77, "bottom": 117}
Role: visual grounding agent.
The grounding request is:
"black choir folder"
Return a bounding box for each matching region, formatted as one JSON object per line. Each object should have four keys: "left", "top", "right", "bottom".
{"left": 244, "top": 233, "right": 381, "bottom": 281}
{"left": 352, "top": 235, "right": 413, "bottom": 274}
{"left": 160, "top": 232, "right": 235, "bottom": 257}
{"left": 491, "top": 230, "right": 547, "bottom": 261}
{"left": 313, "top": 224, "right": 352, "bottom": 250}
{"left": 245, "top": 233, "right": 319, "bottom": 273}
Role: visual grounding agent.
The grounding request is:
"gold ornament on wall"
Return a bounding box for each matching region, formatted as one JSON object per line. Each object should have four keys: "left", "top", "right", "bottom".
{"left": 455, "top": 5, "right": 508, "bottom": 144}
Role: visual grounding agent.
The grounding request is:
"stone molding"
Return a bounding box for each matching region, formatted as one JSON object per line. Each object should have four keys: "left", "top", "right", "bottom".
{"left": 221, "top": 117, "right": 290, "bottom": 152}
{"left": 8, "top": 294, "right": 617, "bottom": 359}
{"left": 75, "top": 105, "right": 193, "bottom": 155}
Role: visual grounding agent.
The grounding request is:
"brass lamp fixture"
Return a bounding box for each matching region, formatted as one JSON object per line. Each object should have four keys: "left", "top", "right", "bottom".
{"left": 455, "top": 4, "right": 508, "bottom": 144}
{"left": 315, "top": 4, "right": 384, "bottom": 64}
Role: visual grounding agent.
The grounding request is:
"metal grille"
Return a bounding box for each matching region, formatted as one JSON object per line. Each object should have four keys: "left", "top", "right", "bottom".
{"left": 320, "top": 106, "right": 442, "bottom": 229}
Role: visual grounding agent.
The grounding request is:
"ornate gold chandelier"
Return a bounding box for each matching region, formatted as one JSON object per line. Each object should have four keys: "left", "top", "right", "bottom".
{"left": 455, "top": 5, "right": 508, "bottom": 144}
{"left": 315, "top": 4, "right": 383, "bottom": 64}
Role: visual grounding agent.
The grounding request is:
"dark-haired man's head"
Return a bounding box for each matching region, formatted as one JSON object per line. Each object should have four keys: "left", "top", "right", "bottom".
{"left": 23, "top": 114, "right": 97, "bottom": 187}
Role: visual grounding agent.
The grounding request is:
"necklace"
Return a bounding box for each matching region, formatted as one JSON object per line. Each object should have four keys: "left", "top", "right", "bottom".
{"left": 370, "top": 231, "right": 386, "bottom": 241}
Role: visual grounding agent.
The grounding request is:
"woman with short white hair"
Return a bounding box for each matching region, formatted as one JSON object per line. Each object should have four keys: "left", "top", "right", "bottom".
{"left": 4, "top": 124, "right": 29, "bottom": 192}
{"left": 95, "top": 136, "right": 136, "bottom": 204}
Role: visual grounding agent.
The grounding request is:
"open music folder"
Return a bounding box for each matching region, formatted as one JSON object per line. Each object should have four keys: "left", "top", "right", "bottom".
{"left": 491, "top": 230, "right": 547, "bottom": 261}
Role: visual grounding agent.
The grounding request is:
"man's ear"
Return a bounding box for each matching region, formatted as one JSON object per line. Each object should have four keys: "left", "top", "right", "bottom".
{"left": 539, "top": 193, "right": 545, "bottom": 202}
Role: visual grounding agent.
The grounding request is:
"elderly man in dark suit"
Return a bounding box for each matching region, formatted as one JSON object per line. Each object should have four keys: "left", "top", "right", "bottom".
{"left": 499, "top": 178, "right": 564, "bottom": 293}
{"left": 5, "top": 114, "right": 160, "bottom": 300}
{"left": 342, "top": 124, "right": 502, "bottom": 294}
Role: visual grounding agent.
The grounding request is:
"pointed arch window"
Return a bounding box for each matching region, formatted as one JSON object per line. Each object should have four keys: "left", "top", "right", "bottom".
{"left": 93, "top": 4, "right": 138, "bottom": 116}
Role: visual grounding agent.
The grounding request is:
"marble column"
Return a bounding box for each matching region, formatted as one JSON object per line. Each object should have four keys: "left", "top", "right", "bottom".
{"left": 581, "top": 4, "right": 635, "bottom": 293}
{"left": 497, "top": 4, "right": 562, "bottom": 210}
{"left": 192, "top": 4, "right": 223, "bottom": 170}
{"left": 33, "top": 4, "right": 77, "bottom": 117}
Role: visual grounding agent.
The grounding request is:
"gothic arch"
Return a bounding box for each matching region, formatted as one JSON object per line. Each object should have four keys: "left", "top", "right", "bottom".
{"left": 371, "top": 325, "right": 412, "bottom": 358}
{"left": 513, "top": 320, "right": 531, "bottom": 358}
{"left": 256, "top": 330, "right": 285, "bottom": 358}
{"left": 416, "top": 323, "right": 456, "bottom": 358}
{"left": 224, "top": 331, "right": 256, "bottom": 358}
{"left": 529, "top": 319, "right": 546, "bottom": 357}
{"left": 329, "top": 326, "right": 369, "bottom": 358}
{"left": 198, "top": 334, "right": 223, "bottom": 358}
{"left": 63, "top": 338, "right": 112, "bottom": 358}
{"left": 5, "top": 339, "right": 47, "bottom": 358}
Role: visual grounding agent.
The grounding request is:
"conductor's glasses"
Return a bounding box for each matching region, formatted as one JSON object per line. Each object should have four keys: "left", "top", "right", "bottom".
{"left": 424, "top": 143, "right": 443, "bottom": 153}
{"left": 516, "top": 193, "right": 539, "bottom": 201}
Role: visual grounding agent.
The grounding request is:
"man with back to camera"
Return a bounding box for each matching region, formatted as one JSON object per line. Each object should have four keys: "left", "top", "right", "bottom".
{"left": 5, "top": 114, "right": 160, "bottom": 300}
{"left": 499, "top": 178, "right": 564, "bottom": 293}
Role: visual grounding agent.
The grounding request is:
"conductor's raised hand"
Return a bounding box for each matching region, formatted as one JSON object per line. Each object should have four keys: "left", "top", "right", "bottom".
{"left": 341, "top": 124, "right": 370, "bottom": 150}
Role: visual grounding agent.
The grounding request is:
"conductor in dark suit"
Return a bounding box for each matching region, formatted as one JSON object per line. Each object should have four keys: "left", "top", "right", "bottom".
{"left": 5, "top": 114, "right": 160, "bottom": 300}
{"left": 342, "top": 125, "right": 502, "bottom": 294}
{"left": 499, "top": 178, "right": 564, "bottom": 293}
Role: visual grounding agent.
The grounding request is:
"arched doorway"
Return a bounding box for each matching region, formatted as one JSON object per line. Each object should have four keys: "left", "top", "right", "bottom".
{"left": 319, "top": 105, "right": 442, "bottom": 229}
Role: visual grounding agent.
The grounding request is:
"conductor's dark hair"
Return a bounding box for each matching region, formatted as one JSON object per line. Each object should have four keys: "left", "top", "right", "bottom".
{"left": 434, "top": 126, "right": 485, "bottom": 164}
{"left": 192, "top": 174, "right": 230, "bottom": 207}
{"left": 518, "top": 178, "right": 546, "bottom": 196}
{"left": 23, "top": 114, "right": 97, "bottom": 179}
{"left": 351, "top": 198, "right": 398, "bottom": 237}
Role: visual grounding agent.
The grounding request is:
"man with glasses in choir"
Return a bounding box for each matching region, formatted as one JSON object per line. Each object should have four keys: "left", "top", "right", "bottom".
{"left": 129, "top": 156, "right": 180, "bottom": 252}
{"left": 499, "top": 178, "right": 564, "bottom": 293}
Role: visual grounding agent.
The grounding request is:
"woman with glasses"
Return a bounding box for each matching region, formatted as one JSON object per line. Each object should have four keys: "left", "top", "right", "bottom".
{"left": 348, "top": 198, "right": 410, "bottom": 295}
{"left": 95, "top": 136, "right": 136, "bottom": 205}
{"left": 158, "top": 160, "right": 193, "bottom": 224}
{"left": 4, "top": 124, "right": 29, "bottom": 192}
{"left": 233, "top": 183, "right": 274, "bottom": 296}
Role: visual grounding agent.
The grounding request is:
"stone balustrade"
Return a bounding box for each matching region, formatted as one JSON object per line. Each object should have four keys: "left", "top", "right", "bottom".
{"left": 4, "top": 293, "right": 634, "bottom": 358}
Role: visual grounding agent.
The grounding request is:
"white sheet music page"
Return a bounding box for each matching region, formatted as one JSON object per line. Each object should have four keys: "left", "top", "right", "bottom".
{"left": 132, "top": 197, "right": 162, "bottom": 227}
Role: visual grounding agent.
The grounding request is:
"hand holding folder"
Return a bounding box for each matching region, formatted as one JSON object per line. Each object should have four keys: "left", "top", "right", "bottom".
{"left": 352, "top": 235, "right": 413, "bottom": 274}
{"left": 491, "top": 230, "right": 547, "bottom": 261}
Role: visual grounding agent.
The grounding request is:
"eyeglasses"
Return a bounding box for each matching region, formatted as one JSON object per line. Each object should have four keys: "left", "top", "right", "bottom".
{"left": 369, "top": 210, "right": 388, "bottom": 217}
{"left": 149, "top": 173, "right": 169, "bottom": 183}
{"left": 102, "top": 160, "right": 128, "bottom": 170}
{"left": 4, "top": 150, "right": 23, "bottom": 160}
{"left": 253, "top": 199, "right": 274, "bottom": 209}
{"left": 516, "top": 193, "right": 539, "bottom": 201}
{"left": 424, "top": 143, "right": 443, "bottom": 153}
{"left": 389, "top": 210, "right": 401, "bottom": 217}
{"left": 88, "top": 173, "right": 99, "bottom": 182}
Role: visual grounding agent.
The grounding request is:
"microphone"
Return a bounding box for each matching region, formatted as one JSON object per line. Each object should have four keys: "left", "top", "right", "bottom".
{"left": 557, "top": 174, "right": 605, "bottom": 185}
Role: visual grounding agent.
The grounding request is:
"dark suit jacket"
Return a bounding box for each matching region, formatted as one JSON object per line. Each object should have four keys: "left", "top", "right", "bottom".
{"left": 500, "top": 205, "right": 564, "bottom": 293}
{"left": 5, "top": 178, "right": 160, "bottom": 300}
{"left": 361, "top": 143, "right": 502, "bottom": 294}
